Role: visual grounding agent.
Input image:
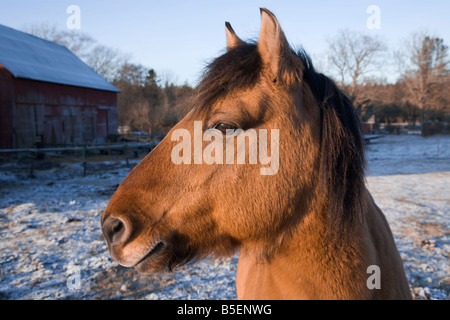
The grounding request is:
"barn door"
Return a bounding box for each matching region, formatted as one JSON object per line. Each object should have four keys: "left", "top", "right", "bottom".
{"left": 43, "top": 114, "right": 64, "bottom": 146}
{"left": 15, "top": 104, "right": 36, "bottom": 148}
{"left": 96, "top": 109, "right": 107, "bottom": 140}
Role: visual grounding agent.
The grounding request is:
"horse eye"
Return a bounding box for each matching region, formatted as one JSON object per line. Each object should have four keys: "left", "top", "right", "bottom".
{"left": 214, "top": 123, "right": 237, "bottom": 134}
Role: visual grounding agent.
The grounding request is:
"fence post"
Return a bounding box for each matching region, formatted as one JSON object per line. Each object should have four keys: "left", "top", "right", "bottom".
{"left": 124, "top": 144, "right": 129, "bottom": 167}
{"left": 83, "top": 145, "right": 87, "bottom": 177}
{"left": 28, "top": 151, "right": 35, "bottom": 178}
{"left": 437, "top": 134, "right": 440, "bottom": 157}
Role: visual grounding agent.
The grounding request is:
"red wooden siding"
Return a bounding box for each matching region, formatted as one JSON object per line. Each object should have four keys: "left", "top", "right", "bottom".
{"left": 0, "top": 71, "right": 118, "bottom": 149}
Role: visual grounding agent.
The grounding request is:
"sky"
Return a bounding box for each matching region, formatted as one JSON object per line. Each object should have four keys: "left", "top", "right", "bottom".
{"left": 1, "top": 0, "right": 449, "bottom": 85}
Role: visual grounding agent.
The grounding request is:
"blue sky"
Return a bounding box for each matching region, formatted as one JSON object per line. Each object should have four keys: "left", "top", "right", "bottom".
{"left": 1, "top": 0, "right": 449, "bottom": 85}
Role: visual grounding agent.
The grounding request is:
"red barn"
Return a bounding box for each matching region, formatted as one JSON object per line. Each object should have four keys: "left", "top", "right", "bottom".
{"left": 0, "top": 24, "right": 119, "bottom": 149}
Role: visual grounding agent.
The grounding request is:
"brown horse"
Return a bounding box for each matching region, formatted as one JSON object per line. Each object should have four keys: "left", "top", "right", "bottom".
{"left": 101, "top": 8, "right": 411, "bottom": 299}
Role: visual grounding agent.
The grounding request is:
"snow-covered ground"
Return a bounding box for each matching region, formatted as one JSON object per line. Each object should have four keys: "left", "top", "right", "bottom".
{"left": 0, "top": 134, "right": 449, "bottom": 300}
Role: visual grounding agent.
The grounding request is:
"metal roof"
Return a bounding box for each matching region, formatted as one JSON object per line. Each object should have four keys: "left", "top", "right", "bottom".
{"left": 0, "top": 24, "right": 119, "bottom": 92}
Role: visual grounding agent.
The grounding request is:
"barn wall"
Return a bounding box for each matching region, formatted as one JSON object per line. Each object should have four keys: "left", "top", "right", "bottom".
{"left": 0, "top": 65, "right": 14, "bottom": 148}
{"left": 9, "top": 78, "right": 117, "bottom": 148}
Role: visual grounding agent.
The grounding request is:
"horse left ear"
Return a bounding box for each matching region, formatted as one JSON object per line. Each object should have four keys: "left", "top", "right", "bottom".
{"left": 258, "top": 8, "right": 302, "bottom": 86}
{"left": 225, "top": 22, "right": 244, "bottom": 51}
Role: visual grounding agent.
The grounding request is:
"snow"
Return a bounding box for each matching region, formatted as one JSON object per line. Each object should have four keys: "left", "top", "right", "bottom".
{"left": 0, "top": 135, "right": 449, "bottom": 300}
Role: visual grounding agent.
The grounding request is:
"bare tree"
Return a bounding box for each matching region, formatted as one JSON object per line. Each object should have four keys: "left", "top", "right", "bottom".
{"left": 157, "top": 68, "right": 180, "bottom": 88}
{"left": 23, "top": 23, "right": 95, "bottom": 59}
{"left": 328, "top": 34, "right": 350, "bottom": 86}
{"left": 22, "top": 23, "right": 128, "bottom": 82}
{"left": 113, "top": 63, "right": 147, "bottom": 129}
{"left": 114, "top": 62, "right": 147, "bottom": 86}
{"left": 327, "top": 30, "right": 386, "bottom": 104}
{"left": 84, "top": 45, "right": 130, "bottom": 82}
{"left": 396, "top": 31, "right": 449, "bottom": 119}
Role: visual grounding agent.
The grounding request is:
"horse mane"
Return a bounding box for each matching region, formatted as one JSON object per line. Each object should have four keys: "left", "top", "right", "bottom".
{"left": 299, "top": 52, "right": 367, "bottom": 239}
{"left": 195, "top": 43, "right": 366, "bottom": 240}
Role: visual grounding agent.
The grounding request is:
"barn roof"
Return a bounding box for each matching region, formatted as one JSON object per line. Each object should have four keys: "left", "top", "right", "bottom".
{"left": 0, "top": 24, "right": 119, "bottom": 92}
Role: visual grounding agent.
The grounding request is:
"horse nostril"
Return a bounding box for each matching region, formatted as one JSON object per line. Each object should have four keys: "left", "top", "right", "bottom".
{"left": 113, "top": 219, "right": 123, "bottom": 233}
{"left": 102, "top": 217, "right": 128, "bottom": 246}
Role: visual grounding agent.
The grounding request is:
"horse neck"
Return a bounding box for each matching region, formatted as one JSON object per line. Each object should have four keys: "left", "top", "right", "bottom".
{"left": 237, "top": 190, "right": 369, "bottom": 299}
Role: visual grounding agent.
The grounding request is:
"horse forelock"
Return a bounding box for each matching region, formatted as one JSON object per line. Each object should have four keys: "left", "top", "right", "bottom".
{"left": 193, "top": 43, "right": 262, "bottom": 114}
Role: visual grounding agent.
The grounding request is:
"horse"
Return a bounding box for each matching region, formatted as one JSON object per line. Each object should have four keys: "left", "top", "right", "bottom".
{"left": 101, "top": 8, "right": 411, "bottom": 299}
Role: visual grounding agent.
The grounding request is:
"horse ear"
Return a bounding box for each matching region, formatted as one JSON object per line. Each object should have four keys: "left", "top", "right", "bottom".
{"left": 225, "top": 22, "right": 244, "bottom": 51}
{"left": 257, "top": 8, "right": 302, "bottom": 86}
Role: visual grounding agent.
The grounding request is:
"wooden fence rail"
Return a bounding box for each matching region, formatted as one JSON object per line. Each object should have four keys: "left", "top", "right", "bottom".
{"left": 0, "top": 141, "right": 159, "bottom": 177}
{"left": 0, "top": 142, "right": 158, "bottom": 153}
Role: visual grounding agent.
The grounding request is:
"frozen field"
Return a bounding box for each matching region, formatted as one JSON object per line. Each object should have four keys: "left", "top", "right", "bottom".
{"left": 0, "top": 134, "right": 449, "bottom": 300}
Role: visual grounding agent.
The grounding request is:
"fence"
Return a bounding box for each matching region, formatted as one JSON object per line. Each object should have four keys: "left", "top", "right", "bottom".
{"left": 0, "top": 141, "right": 159, "bottom": 177}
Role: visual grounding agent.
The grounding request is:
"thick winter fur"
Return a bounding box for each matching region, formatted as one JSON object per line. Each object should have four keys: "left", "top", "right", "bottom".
{"left": 102, "top": 8, "right": 411, "bottom": 299}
